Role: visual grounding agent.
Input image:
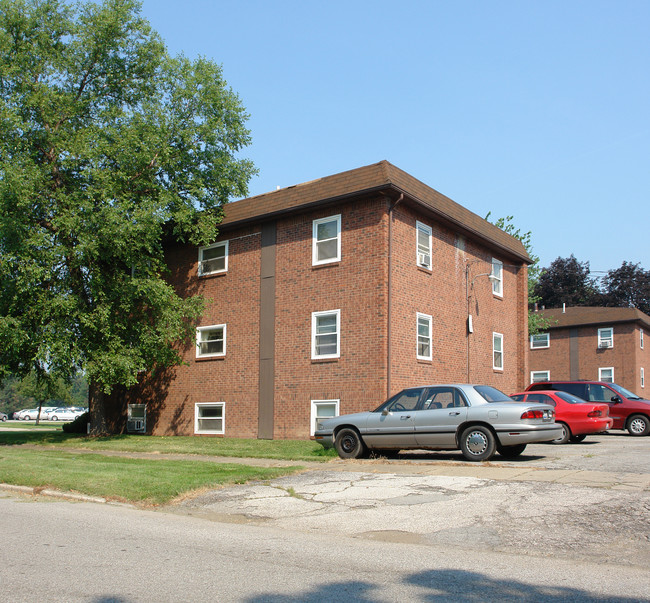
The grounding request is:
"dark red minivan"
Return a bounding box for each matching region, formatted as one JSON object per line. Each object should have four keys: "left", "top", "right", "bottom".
{"left": 525, "top": 381, "right": 650, "bottom": 436}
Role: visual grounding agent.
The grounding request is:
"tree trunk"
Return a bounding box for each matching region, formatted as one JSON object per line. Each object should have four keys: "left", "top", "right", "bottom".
{"left": 89, "top": 380, "right": 108, "bottom": 436}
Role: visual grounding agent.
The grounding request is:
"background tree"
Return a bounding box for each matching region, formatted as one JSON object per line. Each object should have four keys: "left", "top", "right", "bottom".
{"left": 533, "top": 255, "right": 601, "bottom": 309}
{"left": 0, "top": 373, "right": 87, "bottom": 418}
{"left": 486, "top": 213, "right": 548, "bottom": 334}
{"left": 600, "top": 261, "right": 650, "bottom": 315}
{"left": 0, "top": 0, "right": 255, "bottom": 433}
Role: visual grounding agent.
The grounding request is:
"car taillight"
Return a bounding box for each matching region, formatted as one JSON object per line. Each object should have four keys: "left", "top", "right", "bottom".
{"left": 521, "top": 409, "right": 544, "bottom": 419}
{"left": 587, "top": 410, "right": 602, "bottom": 417}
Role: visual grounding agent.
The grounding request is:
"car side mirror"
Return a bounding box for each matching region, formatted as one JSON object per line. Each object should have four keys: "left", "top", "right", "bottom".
{"left": 610, "top": 395, "right": 621, "bottom": 404}
{"left": 382, "top": 408, "right": 389, "bottom": 416}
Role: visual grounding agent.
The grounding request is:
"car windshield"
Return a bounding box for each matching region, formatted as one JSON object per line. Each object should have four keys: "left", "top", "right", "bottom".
{"left": 555, "top": 391, "right": 586, "bottom": 404}
{"left": 473, "top": 385, "right": 512, "bottom": 403}
{"left": 609, "top": 382, "right": 641, "bottom": 400}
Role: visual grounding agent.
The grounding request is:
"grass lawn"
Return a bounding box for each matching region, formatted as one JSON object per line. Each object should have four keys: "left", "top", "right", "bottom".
{"left": 0, "top": 430, "right": 337, "bottom": 461}
{"left": 0, "top": 430, "right": 336, "bottom": 504}
{"left": 0, "top": 447, "right": 301, "bottom": 505}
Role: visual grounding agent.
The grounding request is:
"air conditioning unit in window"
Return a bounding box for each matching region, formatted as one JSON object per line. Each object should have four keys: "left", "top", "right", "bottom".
{"left": 127, "top": 419, "right": 145, "bottom": 433}
{"left": 599, "top": 340, "right": 613, "bottom": 349}
{"left": 418, "top": 253, "right": 431, "bottom": 267}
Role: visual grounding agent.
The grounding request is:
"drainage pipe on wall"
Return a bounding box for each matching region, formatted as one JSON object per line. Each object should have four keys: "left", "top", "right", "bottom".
{"left": 387, "top": 193, "right": 404, "bottom": 400}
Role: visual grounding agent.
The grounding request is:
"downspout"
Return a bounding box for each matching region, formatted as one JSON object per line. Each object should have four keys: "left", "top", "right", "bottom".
{"left": 387, "top": 193, "right": 404, "bottom": 399}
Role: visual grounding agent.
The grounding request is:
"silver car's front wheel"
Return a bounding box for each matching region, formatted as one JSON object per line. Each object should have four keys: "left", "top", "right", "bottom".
{"left": 334, "top": 428, "right": 367, "bottom": 459}
{"left": 460, "top": 426, "right": 496, "bottom": 462}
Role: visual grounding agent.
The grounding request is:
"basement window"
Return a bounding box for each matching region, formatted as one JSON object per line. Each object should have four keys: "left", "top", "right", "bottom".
{"left": 195, "top": 403, "right": 225, "bottom": 434}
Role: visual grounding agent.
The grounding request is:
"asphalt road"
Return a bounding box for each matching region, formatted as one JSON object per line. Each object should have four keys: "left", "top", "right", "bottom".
{"left": 1, "top": 432, "right": 649, "bottom": 601}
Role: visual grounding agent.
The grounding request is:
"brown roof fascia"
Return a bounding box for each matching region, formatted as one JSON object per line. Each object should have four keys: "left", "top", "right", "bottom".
{"left": 537, "top": 306, "right": 650, "bottom": 330}
{"left": 219, "top": 161, "right": 531, "bottom": 264}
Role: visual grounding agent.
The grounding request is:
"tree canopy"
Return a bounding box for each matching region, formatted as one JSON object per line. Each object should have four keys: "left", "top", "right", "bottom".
{"left": 532, "top": 255, "right": 600, "bottom": 309}
{"left": 533, "top": 257, "right": 650, "bottom": 316}
{"left": 0, "top": 0, "right": 256, "bottom": 432}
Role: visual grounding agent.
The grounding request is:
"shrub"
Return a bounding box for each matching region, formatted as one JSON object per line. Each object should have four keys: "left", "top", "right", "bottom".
{"left": 62, "top": 412, "right": 89, "bottom": 434}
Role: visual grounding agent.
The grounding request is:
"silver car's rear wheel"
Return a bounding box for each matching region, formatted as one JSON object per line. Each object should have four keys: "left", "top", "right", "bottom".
{"left": 460, "top": 426, "right": 496, "bottom": 462}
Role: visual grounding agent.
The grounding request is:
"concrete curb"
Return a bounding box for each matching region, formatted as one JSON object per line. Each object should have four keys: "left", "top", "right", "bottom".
{"left": 0, "top": 482, "right": 133, "bottom": 506}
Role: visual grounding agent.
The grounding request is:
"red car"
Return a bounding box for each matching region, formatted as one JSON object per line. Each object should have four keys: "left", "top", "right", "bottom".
{"left": 510, "top": 390, "right": 613, "bottom": 444}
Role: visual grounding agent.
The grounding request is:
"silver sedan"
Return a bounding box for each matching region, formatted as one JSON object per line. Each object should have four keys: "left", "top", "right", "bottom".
{"left": 314, "top": 384, "right": 563, "bottom": 462}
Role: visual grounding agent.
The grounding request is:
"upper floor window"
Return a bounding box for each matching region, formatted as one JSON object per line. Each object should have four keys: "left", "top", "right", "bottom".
{"left": 598, "top": 327, "right": 613, "bottom": 349}
{"left": 641, "top": 367, "right": 645, "bottom": 389}
{"left": 312, "top": 215, "right": 341, "bottom": 265}
{"left": 530, "top": 333, "right": 549, "bottom": 349}
{"left": 599, "top": 367, "right": 614, "bottom": 383}
{"left": 417, "top": 313, "right": 432, "bottom": 360}
{"left": 312, "top": 310, "right": 340, "bottom": 359}
{"left": 493, "top": 332, "right": 504, "bottom": 370}
{"left": 641, "top": 329, "right": 645, "bottom": 349}
{"left": 491, "top": 258, "right": 503, "bottom": 297}
{"left": 416, "top": 221, "right": 432, "bottom": 269}
{"left": 199, "top": 241, "right": 228, "bottom": 276}
{"left": 196, "top": 324, "right": 226, "bottom": 358}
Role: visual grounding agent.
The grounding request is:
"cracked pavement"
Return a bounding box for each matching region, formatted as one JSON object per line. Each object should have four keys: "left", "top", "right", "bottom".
{"left": 172, "top": 435, "right": 650, "bottom": 568}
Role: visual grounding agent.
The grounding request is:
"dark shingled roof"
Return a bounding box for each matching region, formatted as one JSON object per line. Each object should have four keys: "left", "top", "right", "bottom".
{"left": 536, "top": 306, "right": 650, "bottom": 330}
{"left": 221, "top": 161, "right": 531, "bottom": 263}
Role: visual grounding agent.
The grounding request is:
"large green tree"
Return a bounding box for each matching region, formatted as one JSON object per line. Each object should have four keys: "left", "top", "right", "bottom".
{"left": 0, "top": 0, "right": 255, "bottom": 433}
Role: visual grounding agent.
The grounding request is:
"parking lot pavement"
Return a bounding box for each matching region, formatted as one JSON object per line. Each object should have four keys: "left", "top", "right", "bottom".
{"left": 171, "top": 434, "right": 650, "bottom": 568}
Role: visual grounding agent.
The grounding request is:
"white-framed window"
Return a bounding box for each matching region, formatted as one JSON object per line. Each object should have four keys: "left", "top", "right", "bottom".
{"left": 312, "top": 310, "right": 340, "bottom": 359}
{"left": 312, "top": 215, "right": 341, "bottom": 265}
{"left": 416, "top": 221, "right": 432, "bottom": 269}
{"left": 127, "top": 404, "right": 146, "bottom": 432}
{"left": 599, "top": 367, "right": 614, "bottom": 383}
{"left": 493, "top": 332, "right": 504, "bottom": 370}
{"left": 531, "top": 370, "right": 550, "bottom": 383}
{"left": 417, "top": 312, "right": 432, "bottom": 360}
{"left": 196, "top": 324, "right": 226, "bottom": 358}
{"left": 530, "top": 333, "right": 550, "bottom": 349}
{"left": 198, "top": 241, "right": 228, "bottom": 276}
{"left": 491, "top": 258, "right": 503, "bottom": 297}
{"left": 310, "top": 399, "right": 340, "bottom": 436}
{"left": 641, "top": 329, "right": 644, "bottom": 349}
{"left": 641, "top": 367, "right": 645, "bottom": 389}
{"left": 598, "top": 327, "right": 614, "bottom": 349}
{"left": 194, "top": 403, "right": 225, "bottom": 434}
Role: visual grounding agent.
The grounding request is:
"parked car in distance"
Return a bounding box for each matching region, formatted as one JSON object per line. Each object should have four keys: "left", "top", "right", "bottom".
{"left": 17, "top": 408, "right": 39, "bottom": 420}
{"left": 315, "top": 384, "right": 562, "bottom": 462}
{"left": 0, "top": 412, "right": 7, "bottom": 422}
{"left": 510, "top": 390, "right": 613, "bottom": 444}
{"left": 526, "top": 381, "right": 650, "bottom": 436}
{"left": 48, "top": 407, "right": 85, "bottom": 422}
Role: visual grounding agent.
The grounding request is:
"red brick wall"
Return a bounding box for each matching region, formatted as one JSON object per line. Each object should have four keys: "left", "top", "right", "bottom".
{"left": 126, "top": 194, "right": 529, "bottom": 438}
{"left": 529, "top": 322, "right": 649, "bottom": 396}
{"left": 388, "top": 204, "right": 527, "bottom": 396}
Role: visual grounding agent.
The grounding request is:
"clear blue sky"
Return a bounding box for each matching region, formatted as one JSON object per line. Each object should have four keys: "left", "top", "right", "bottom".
{"left": 140, "top": 0, "right": 649, "bottom": 275}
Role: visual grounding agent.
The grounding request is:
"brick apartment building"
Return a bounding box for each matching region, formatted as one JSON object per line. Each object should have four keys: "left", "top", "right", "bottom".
{"left": 116, "top": 161, "right": 531, "bottom": 439}
{"left": 529, "top": 306, "right": 650, "bottom": 394}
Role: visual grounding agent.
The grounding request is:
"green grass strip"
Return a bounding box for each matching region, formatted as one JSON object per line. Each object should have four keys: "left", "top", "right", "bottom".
{"left": 0, "top": 431, "right": 336, "bottom": 461}
{"left": 0, "top": 448, "right": 301, "bottom": 505}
